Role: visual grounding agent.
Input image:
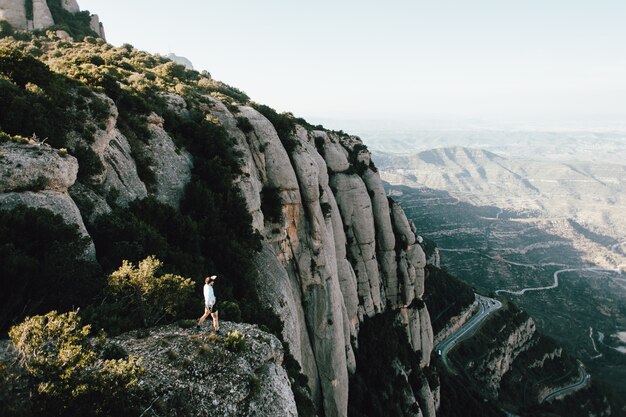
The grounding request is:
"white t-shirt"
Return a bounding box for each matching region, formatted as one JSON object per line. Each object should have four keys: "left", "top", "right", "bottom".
{"left": 203, "top": 283, "right": 216, "bottom": 307}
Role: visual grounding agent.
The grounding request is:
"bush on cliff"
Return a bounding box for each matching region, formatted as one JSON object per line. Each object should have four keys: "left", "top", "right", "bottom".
{"left": 107, "top": 256, "right": 195, "bottom": 328}
{"left": 8, "top": 310, "right": 143, "bottom": 417}
{"left": 0, "top": 206, "right": 102, "bottom": 333}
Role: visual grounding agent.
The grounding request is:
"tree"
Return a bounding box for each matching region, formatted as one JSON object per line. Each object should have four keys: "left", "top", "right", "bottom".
{"left": 108, "top": 256, "right": 195, "bottom": 327}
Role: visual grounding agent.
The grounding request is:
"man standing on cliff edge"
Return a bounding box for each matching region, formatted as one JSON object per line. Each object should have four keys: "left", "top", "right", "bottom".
{"left": 196, "top": 275, "right": 221, "bottom": 335}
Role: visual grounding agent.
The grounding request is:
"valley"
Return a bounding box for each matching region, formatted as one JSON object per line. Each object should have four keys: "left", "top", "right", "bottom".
{"left": 375, "top": 144, "right": 626, "bottom": 400}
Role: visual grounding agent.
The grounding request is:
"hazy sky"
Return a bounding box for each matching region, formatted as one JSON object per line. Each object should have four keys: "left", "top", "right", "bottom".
{"left": 79, "top": 0, "right": 626, "bottom": 124}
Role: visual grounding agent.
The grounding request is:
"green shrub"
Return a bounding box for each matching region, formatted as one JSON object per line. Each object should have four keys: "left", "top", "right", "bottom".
{"left": 250, "top": 103, "right": 299, "bottom": 153}
{"left": 107, "top": 256, "right": 195, "bottom": 328}
{"left": 261, "top": 186, "right": 282, "bottom": 223}
{"left": 25, "top": 0, "right": 34, "bottom": 21}
{"left": 236, "top": 116, "right": 254, "bottom": 134}
{"left": 45, "top": 0, "right": 97, "bottom": 40}
{"left": 223, "top": 330, "right": 246, "bottom": 352}
{"left": 0, "top": 205, "right": 102, "bottom": 332}
{"left": 221, "top": 301, "right": 242, "bottom": 322}
{"left": 100, "top": 342, "right": 128, "bottom": 360}
{"left": 8, "top": 310, "right": 143, "bottom": 416}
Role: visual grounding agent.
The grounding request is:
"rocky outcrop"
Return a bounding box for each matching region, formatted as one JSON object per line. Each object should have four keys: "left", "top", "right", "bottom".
{"left": 464, "top": 315, "right": 536, "bottom": 397}
{"left": 0, "top": 142, "right": 77, "bottom": 193}
{"left": 0, "top": 0, "right": 106, "bottom": 40}
{"left": 0, "top": 321, "right": 298, "bottom": 417}
{"left": 61, "top": 0, "right": 79, "bottom": 13}
{"left": 0, "top": 0, "right": 26, "bottom": 29}
{"left": 89, "top": 14, "right": 105, "bottom": 40}
{"left": 200, "top": 103, "right": 437, "bottom": 417}
{"left": 115, "top": 322, "right": 298, "bottom": 417}
{"left": 433, "top": 300, "right": 479, "bottom": 345}
{"left": 0, "top": 142, "right": 95, "bottom": 259}
{"left": 31, "top": 0, "right": 53, "bottom": 30}
{"left": 0, "top": 190, "right": 95, "bottom": 260}
{"left": 145, "top": 113, "right": 193, "bottom": 207}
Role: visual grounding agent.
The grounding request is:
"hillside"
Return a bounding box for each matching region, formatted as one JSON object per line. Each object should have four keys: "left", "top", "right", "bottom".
{"left": 0, "top": 6, "right": 620, "bottom": 417}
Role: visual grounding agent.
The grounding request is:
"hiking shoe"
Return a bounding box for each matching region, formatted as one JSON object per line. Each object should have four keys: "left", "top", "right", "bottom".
{"left": 216, "top": 329, "right": 222, "bottom": 336}
{"left": 195, "top": 325, "right": 200, "bottom": 330}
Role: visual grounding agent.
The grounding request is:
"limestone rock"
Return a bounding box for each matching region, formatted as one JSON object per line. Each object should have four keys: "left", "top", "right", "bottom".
{"left": 203, "top": 100, "right": 264, "bottom": 231}
{"left": 116, "top": 322, "right": 298, "bottom": 417}
{"left": 159, "top": 92, "right": 189, "bottom": 118}
{"left": 89, "top": 14, "right": 105, "bottom": 40}
{"left": 331, "top": 172, "right": 383, "bottom": 317}
{"left": 433, "top": 300, "right": 479, "bottom": 345}
{"left": 61, "top": 0, "right": 80, "bottom": 13}
{"left": 145, "top": 114, "right": 193, "bottom": 208}
{"left": 31, "top": 0, "right": 54, "bottom": 30}
{"left": 467, "top": 315, "right": 536, "bottom": 397}
{"left": 102, "top": 129, "right": 148, "bottom": 206}
{"left": 0, "top": 190, "right": 95, "bottom": 260}
{"left": 416, "top": 373, "right": 436, "bottom": 417}
{"left": 0, "top": 142, "right": 78, "bottom": 193}
{"left": 0, "top": 0, "right": 27, "bottom": 30}
{"left": 361, "top": 168, "right": 399, "bottom": 306}
{"left": 68, "top": 182, "right": 111, "bottom": 223}
{"left": 316, "top": 131, "right": 350, "bottom": 173}
{"left": 253, "top": 243, "right": 321, "bottom": 404}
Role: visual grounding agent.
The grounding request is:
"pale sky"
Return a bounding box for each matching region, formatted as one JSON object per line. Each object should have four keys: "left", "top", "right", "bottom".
{"left": 79, "top": 0, "right": 626, "bottom": 124}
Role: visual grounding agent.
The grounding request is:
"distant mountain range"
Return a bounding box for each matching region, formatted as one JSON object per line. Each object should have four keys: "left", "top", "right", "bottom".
{"left": 374, "top": 146, "right": 626, "bottom": 248}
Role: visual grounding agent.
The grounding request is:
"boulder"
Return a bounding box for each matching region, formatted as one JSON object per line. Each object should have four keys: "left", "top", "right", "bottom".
{"left": 61, "top": 0, "right": 80, "bottom": 13}
{"left": 145, "top": 114, "right": 193, "bottom": 208}
{"left": 102, "top": 129, "right": 148, "bottom": 206}
{"left": 0, "top": 190, "right": 95, "bottom": 260}
{"left": 0, "top": 142, "right": 78, "bottom": 193}
{"left": 0, "top": 0, "right": 27, "bottom": 29}
{"left": 31, "top": 0, "right": 54, "bottom": 30}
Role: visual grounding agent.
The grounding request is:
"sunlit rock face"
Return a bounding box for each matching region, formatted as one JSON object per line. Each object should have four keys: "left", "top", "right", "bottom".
{"left": 201, "top": 101, "right": 436, "bottom": 417}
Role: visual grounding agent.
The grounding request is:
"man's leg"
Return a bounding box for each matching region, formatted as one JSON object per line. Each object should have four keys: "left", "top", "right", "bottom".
{"left": 198, "top": 309, "right": 210, "bottom": 326}
{"left": 211, "top": 310, "right": 220, "bottom": 334}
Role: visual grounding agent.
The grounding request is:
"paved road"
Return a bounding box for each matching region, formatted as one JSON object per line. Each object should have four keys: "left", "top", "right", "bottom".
{"left": 542, "top": 361, "right": 590, "bottom": 403}
{"left": 495, "top": 267, "right": 620, "bottom": 296}
{"left": 435, "top": 294, "right": 502, "bottom": 373}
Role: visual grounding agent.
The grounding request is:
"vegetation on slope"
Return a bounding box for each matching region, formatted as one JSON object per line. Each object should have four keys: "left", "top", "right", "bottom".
{"left": 0, "top": 31, "right": 314, "bottom": 416}
{"left": 423, "top": 264, "right": 475, "bottom": 334}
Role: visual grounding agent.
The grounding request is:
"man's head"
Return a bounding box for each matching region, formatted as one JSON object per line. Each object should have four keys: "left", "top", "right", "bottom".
{"left": 205, "top": 275, "right": 217, "bottom": 284}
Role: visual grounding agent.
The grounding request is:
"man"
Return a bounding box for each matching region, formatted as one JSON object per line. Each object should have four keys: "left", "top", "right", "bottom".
{"left": 197, "top": 275, "right": 221, "bottom": 335}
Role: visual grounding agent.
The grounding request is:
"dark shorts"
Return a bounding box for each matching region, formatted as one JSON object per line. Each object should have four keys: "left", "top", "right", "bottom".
{"left": 204, "top": 302, "right": 219, "bottom": 313}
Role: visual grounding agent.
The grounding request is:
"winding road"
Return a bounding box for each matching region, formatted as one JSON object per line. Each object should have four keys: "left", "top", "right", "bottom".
{"left": 435, "top": 294, "right": 502, "bottom": 373}
{"left": 495, "top": 266, "right": 622, "bottom": 296}
{"left": 542, "top": 361, "right": 590, "bottom": 403}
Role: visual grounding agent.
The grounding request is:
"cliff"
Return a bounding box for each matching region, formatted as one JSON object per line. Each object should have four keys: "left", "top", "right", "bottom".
{"left": 0, "top": 35, "right": 436, "bottom": 417}
{"left": 0, "top": 0, "right": 105, "bottom": 39}
{"left": 450, "top": 302, "right": 580, "bottom": 406}
{"left": 0, "top": 321, "right": 298, "bottom": 417}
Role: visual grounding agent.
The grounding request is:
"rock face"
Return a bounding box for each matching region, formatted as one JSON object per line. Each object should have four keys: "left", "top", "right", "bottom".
{"left": 115, "top": 322, "right": 298, "bottom": 417}
{"left": 433, "top": 301, "right": 479, "bottom": 346}
{"left": 204, "top": 103, "right": 437, "bottom": 417}
{"left": 0, "top": 86, "right": 435, "bottom": 417}
{"left": 61, "top": 0, "right": 79, "bottom": 13}
{"left": 463, "top": 313, "right": 536, "bottom": 398}
{"left": 0, "top": 142, "right": 77, "bottom": 193}
{"left": 0, "top": 0, "right": 26, "bottom": 29}
{"left": 31, "top": 0, "right": 53, "bottom": 30}
{"left": 0, "top": 0, "right": 106, "bottom": 40}
{"left": 0, "top": 142, "right": 95, "bottom": 259}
